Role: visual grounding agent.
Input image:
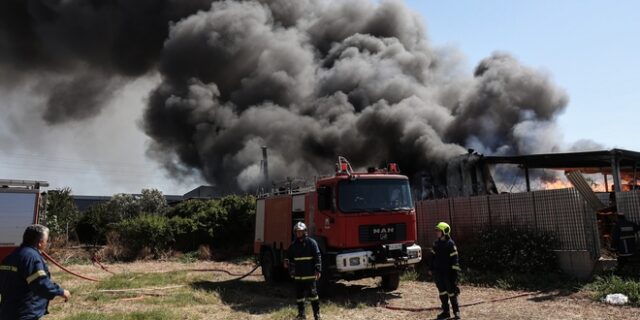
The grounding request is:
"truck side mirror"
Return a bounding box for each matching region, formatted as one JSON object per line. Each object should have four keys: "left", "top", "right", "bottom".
{"left": 317, "top": 186, "right": 333, "bottom": 212}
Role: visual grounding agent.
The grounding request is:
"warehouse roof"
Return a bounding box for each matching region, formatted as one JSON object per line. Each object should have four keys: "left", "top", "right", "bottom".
{"left": 484, "top": 148, "right": 640, "bottom": 173}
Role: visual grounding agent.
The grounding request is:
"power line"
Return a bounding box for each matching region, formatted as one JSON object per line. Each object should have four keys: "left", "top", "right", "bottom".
{"left": 0, "top": 152, "right": 154, "bottom": 168}
{"left": 0, "top": 161, "right": 160, "bottom": 177}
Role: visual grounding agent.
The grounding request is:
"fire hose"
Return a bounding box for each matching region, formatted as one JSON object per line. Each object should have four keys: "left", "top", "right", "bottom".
{"left": 91, "top": 254, "right": 116, "bottom": 275}
{"left": 381, "top": 291, "right": 541, "bottom": 312}
{"left": 42, "top": 252, "right": 537, "bottom": 309}
{"left": 188, "top": 265, "right": 262, "bottom": 280}
{"left": 41, "top": 251, "right": 99, "bottom": 282}
{"left": 44, "top": 250, "right": 261, "bottom": 283}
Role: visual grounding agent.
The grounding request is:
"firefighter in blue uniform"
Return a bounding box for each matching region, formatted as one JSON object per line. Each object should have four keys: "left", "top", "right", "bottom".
{"left": 0, "top": 224, "right": 71, "bottom": 320}
{"left": 429, "top": 222, "right": 461, "bottom": 320}
{"left": 611, "top": 212, "right": 640, "bottom": 273}
{"left": 285, "top": 222, "right": 322, "bottom": 320}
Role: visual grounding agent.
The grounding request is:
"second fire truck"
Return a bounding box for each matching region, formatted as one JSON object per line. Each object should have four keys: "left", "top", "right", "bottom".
{"left": 254, "top": 157, "right": 422, "bottom": 291}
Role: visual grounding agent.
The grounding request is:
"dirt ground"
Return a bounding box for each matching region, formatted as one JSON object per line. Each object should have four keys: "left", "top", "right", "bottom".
{"left": 44, "top": 260, "right": 638, "bottom": 320}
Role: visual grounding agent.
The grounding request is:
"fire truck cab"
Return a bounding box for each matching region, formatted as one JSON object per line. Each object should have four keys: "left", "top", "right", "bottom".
{"left": 254, "top": 157, "right": 421, "bottom": 291}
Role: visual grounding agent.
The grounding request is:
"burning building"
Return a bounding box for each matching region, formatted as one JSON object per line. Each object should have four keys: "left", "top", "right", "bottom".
{"left": 415, "top": 148, "right": 640, "bottom": 279}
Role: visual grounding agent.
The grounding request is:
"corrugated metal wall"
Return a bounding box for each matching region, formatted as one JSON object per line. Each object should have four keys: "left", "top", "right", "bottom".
{"left": 615, "top": 191, "right": 640, "bottom": 245}
{"left": 416, "top": 188, "right": 602, "bottom": 258}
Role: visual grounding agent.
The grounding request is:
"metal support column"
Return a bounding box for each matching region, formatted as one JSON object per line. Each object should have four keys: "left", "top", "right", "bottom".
{"left": 524, "top": 166, "right": 531, "bottom": 192}
{"left": 611, "top": 155, "right": 622, "bottom": 192}
{"left": 633, "top": 162, "right": 638, "bottom": 190}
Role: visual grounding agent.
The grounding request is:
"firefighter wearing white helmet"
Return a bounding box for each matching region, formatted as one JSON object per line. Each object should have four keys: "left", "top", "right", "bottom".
{"left": 285, "top": 222, "right": 322, "bottom": 320}
{"left": 429, "top": 222, "right": 461, "bottom": 320}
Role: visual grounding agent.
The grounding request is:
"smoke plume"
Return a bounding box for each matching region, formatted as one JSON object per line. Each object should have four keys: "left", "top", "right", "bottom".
{"left": 0, "top": 0, "right": 211, "bottom": 122}
{"left": 1, "top": 0, "right": 576, "bottom": 192}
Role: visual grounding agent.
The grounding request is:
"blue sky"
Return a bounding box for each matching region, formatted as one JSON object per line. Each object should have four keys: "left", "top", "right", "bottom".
{"left": 406, "top": 0, "right": 640, "bottom": 150}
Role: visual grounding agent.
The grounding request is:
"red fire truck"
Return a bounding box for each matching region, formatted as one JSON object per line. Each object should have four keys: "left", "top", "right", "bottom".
{"left": 254, "top": 157, "right": 421, "bottom": 291}
{"left": 0, "top": 180, "right": 48, "bottom": 262}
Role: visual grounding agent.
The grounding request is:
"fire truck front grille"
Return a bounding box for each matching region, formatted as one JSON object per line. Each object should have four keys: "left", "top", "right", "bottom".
{"left": 359, "top": 223, "right": 407, "bottom": 243}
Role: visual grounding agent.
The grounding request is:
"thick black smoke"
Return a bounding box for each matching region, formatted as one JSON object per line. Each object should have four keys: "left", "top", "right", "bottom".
{"left": 143, "top": 0, "right": 571, "bottom": 191}
{"left": 1, "top": 0, "right": 575, "bottom": 191}
{"left": 0, "top": 0, "right": 211, "bottom": 123}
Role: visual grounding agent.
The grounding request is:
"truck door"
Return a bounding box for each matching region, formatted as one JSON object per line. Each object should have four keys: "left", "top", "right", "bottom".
{"left": 0, "top": 190, "right": 39, "bottom": 261}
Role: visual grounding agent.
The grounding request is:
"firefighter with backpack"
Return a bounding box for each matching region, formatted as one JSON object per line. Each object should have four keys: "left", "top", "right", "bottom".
{"left": 429, "top": 222, "right": 461, "bottom": 320}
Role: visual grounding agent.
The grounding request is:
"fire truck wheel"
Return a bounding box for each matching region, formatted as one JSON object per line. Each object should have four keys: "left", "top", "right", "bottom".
{"left": 260, "top": 250, "right": 276, "bottom": 283}
{"left": 381, "top": 272, "right": 400, "bottom": 292}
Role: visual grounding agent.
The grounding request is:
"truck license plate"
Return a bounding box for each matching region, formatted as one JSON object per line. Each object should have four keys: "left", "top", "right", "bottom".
{"left": 388, "top": 243, "right": 402, "bottom": 251}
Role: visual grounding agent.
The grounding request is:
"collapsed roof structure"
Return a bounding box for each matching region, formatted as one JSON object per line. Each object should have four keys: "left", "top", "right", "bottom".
{"left": 485, "top": 148, "right": 640, "bottom": 193}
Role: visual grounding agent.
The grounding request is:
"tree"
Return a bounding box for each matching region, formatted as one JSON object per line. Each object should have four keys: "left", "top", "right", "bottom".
{"left": 107, "top": 193, "right": 140, "bottom": 220}
{"left": 76, "top": 202, "right": 120, "bottom": 245}
{"left": 46, "top": 187, "right": 80, "bottom": 242}
{"left": 139, "top": 188, "right": 168, "bottom": 215}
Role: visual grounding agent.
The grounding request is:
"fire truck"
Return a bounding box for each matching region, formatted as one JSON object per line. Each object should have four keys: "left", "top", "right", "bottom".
{"left": 0, "top": 180, "right": 48, "bottom": 262}
{"left": 254, "top": 157, "right": 421, "bottom": 291}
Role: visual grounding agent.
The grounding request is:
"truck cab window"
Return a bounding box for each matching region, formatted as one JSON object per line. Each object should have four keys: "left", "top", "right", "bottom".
{"left": 338, "top": 179, "right": 413, "bottom": 213}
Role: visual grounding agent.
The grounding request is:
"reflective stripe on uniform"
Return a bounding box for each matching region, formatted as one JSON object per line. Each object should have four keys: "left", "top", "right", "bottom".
{"left": 439, "top": 291, "right": 448, "bottom": 296}
{"left": 449, "top": 293, "right": 457, "bottom": 297}
{"left": 26, "top": 270, "right": 47, "bottom": 284}
{"left": 620, "top": 236, "right": 636, "bottom": 240}
{"left": 294, "top": 276, "right": 316, "bottom": 280}
{"left": 0, "top": 265, "right": 18, "bottom": 272}
{"left": 450, "top": 251, "right": 458, "bottom": 257}
{"left": 308, "top": 296, "right": 319, "bottom": 301}
{"left": 294, "top": 257, "right": 313, "bottom": 261}
{"left": 619, "top": 253, "right": 633, "bottom": 257}
{"left": 621, "top": 227, "right": 634, "bottom": 232}
{"left": 296, "top": 298, "right": 306, "bottom": 303}
{"left": 452, "top": 265, "right": 461, "bottom": 271}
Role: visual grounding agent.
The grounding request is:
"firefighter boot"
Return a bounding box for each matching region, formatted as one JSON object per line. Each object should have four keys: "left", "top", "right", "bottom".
{"left": 450, "top": 294, "right": 460, "bottom": 319}
{"left": 312, "top": 301, "right": 321, "bottom": 320}
{"left": 436, "top": 294, "right": 450, "bottom": 319}
{"left": 296, "top": 302, "right": 306, "bottom": 320}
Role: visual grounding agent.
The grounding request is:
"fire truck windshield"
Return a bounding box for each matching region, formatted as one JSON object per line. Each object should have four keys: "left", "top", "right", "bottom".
{"left": 338, "top": 179, "right": 413, "bottom": 213}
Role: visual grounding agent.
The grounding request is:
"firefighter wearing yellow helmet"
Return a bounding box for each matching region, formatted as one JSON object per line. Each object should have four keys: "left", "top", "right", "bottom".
{"left": 429, "top": 222, "right": 461, "bottom": 320}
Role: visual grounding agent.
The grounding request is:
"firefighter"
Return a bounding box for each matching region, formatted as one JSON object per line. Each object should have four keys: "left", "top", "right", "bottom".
{"left": 285, "top": 222, "right": 322, "bottom": 320}
{"left": 429, "top": 222, "right": 461, "bottom": 320}
{"left": 611, "top": 212, "right": 640, "bottom": 273}
{"left": 0, "top": 224, "right": 71, "bottom": 320}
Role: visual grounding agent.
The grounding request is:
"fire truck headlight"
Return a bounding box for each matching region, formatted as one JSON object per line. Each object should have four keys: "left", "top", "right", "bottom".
{"left": 349, "top": 257, "right": 361, "bottom": 266}
{"left": 406, "top": 244, "right": 422, "bottom": 259}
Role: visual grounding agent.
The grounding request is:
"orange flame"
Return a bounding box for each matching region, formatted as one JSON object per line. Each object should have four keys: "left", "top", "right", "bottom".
{"left": 543, "top": 180, "right": 607, "bottom": 191}
{"left": 543, "top": 180, "right": 573, "bottom": 190}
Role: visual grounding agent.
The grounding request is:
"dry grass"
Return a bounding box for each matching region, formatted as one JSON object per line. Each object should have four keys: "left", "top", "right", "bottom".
{"left": 44, "top": 260, "right": 638, "bottom": 320}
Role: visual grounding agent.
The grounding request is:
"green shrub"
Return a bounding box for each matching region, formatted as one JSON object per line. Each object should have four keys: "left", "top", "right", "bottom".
{"left": 76, "top": 202, "right": 120, "bottom": 245}
{"left": 114, "top": 214, "right": 198, "bottom": 258}
{"left": 116, "top": 214, "right": 175, "bottom": 258}
{"left": 110, "top": 195, "right": 257, "bottom": 259}
{"left": 167, "top": 195, "right": 256, "bottom": 252}
{"left": 586, "top": 275, "right": 640, "bottom": 307}
{"left": 463, "top": 227, "right": 558, "bottom": 274}
{"left": 218, "top": 195, "right": 256, "bottom": 247}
